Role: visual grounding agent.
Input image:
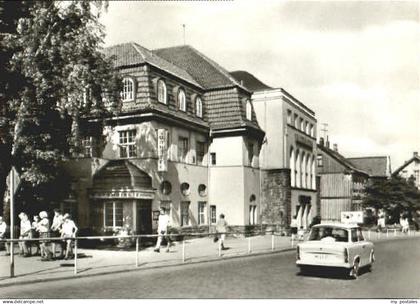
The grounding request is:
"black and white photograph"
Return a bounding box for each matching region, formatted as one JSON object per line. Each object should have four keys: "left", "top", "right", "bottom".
{"left": 0, "top": 0, "right": 419, "bottom": 301}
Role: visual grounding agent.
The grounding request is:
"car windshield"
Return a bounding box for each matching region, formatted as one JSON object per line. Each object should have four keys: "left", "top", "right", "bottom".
{"left": 309, "top": 226, "right": 349, "bottom": 242}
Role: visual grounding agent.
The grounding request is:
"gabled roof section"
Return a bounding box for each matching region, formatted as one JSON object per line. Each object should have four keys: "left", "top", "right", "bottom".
{"left": 153, "top": 45, "right": 249, "bottom": 91}
{"left": 392, "top": 154, "right": 420, "bottom": 176}
{"left": 318, "top": 144, "right": 368, "bottom": 175}
{"left": 230, "top": 70, "right": 272, "bottom": 92}
{"left": 347, "top": 156, "right": 391, "bottom": 177}
{"left": 104, "top": 42, "right": 202, "bottom": 89}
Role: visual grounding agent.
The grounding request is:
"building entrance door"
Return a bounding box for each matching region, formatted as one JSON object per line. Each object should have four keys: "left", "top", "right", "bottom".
{"left": 137, "top": 200, "right": 152, "bottom": 234}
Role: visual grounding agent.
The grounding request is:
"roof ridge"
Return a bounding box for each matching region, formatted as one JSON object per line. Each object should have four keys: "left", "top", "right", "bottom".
{"left": 130, "top": 42, "right": 148, "bottom": 61}
{"left": 318, "top": 144, "right": 369, "bottom": 175}
{"left": 392, "top": 156, "right": 420, "bottom": 175}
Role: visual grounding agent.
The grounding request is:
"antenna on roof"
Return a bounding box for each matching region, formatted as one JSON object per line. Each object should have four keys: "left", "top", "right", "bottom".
{"left": 321, "top": 123, "right": 328, "bottom": 139}
{"left": 182, "top": 24, "right": 186, "bottom": 45}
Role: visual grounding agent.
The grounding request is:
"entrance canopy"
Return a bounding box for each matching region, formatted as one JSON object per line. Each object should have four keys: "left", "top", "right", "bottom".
{"left": 90, "top": 160, "right": 155, "bottom": 200}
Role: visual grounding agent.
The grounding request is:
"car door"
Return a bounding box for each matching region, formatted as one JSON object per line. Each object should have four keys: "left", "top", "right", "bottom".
{"left": 357, "top": 227, "right": 371, "bottom": 266}
{"left": 349, "top": 228, "right": 363, "bottom": 265}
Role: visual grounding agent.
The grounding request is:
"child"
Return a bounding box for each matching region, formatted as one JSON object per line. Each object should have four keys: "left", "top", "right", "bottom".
{"left": 61, "top": 213, "right": 78, "bottom": 260}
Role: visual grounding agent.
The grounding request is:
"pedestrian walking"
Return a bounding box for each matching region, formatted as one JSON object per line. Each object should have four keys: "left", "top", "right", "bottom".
{"left": 60, "top": 213, "right": 78, "bottom": 260}
{"left": 31, "top": 215, "right": 40, "bottom": 256}
{"left": 154, "top": 207, "right": 170, "bottom": 253}
{"left": 0, "top": 216, "right": 10, "bottom": 255}
{"left": 297, "top": 226, "right": 305, "bottom": 241}
{"left": 38, "top": 211, "right": 53, "bottom": 261}
{"left": 18, "top": 212, "right": 32, "bottom": 257}
{"left": 51, "top": 209, "right": 64, "bottom": 258}
{"left": 290, "top": 216, "right": 298, "bottom": 241}
{"left": 216, "top": 214, "right": 228, "bottom": 250}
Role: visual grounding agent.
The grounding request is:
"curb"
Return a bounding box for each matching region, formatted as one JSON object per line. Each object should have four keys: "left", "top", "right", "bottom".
{"left": 0, "top": 247, "right": 296, "bottom": 288}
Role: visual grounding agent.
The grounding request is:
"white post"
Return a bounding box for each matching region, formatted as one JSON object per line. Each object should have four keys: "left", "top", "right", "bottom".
{"left": 368, "top": 230, "right": 371, "bottom": 240}
{"left": 135, "top": 237, "right": 139, "bottom": 267}
{"left": 394, "top": 229, "right": 397, "bottom": 237}
{"left": 182, "top": 240, "right": 185, "bottom": 263}
{"left": 386, "top": 229, "right": 389, "bottom": 238}
{"left": 10, "top": 169, "right": 14, "bottom": 278}
{"left": 74, "top": 239, "right": 78, "bottom": 275}
{"left": 291, "top": 236, "right": 294, "bottom": 247}
{"left": 248, "top": 237, "right": 251, "bottom": 254}
{"left": 218, "top": 239, "right": 221, "bottom": 257}
{"left": 271, "top": 233, "right": 274, "bottom": 251}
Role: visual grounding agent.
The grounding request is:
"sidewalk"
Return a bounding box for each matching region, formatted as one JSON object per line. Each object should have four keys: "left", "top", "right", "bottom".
{"left": 0, "top": 230, "right": 418, "bottom": 288}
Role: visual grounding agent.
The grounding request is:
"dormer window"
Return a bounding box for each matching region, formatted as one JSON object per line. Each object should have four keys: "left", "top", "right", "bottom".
{"left": 178, "top": 89, "right": 186, "bottom": 112}
{"left": 196, "top": 96, "right": 203, "bottom": 118}
{"left": 121, "top": 77, "right": 135, "bottom": 101}
{"left": 245, "top": 100, "right": 252, "bottom": 120}
{"left": 157, "top": 79, "right": 167, "bottom": 104}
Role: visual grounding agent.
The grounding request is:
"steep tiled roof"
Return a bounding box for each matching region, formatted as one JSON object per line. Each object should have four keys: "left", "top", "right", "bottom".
{"left": 103, "top": 42, "right": 202, "bottom": 88}
{"left": 347, "top": 156, "right": 390, "bottom": 177}
{"left": 318, "top": 144, "right": 368, "bottom": 175}
{"left": 153, "top": 45, "right": 248, "bottom": 91}
{"left": 230, "top": 70, "right": 272, "bottom": 92}
{"left": 392, "top": 154, "right": 420, "bottom": 176}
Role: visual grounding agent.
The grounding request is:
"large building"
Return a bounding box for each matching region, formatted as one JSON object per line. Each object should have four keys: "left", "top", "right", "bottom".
{"left": 35, "top": 43, "right": 320, "bottom": 236}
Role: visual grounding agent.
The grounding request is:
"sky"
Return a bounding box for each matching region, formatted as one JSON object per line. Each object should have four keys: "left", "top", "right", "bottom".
{"left": 100, "top": 0, "right": 420, "bottom": 171}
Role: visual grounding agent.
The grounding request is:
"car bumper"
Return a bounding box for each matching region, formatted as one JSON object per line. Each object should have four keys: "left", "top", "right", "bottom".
{"left": 296, "top": 260, "right": 351, "bottom": 269}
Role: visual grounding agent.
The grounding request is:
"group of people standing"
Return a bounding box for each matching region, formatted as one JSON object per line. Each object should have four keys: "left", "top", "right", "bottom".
{"left": 0, "top": 209, "right": 78, "bottom": 261}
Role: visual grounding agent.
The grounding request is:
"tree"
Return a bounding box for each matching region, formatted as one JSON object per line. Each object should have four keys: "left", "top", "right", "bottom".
{"left": 0, "top": 1, "right": 121, "bottom": 218}
{"left": 363, "top": 176, "right": 420, "bottom": 224}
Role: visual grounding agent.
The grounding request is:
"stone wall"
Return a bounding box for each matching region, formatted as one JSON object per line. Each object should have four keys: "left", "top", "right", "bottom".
{"left": 260, "top": 169, "right": 291, "bottom": 229}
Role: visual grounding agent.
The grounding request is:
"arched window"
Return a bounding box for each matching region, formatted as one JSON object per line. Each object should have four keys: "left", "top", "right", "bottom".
{"left": 312, "top": 155, "right": 316, "bottom": 189}
{"left": 196, "top": 97, "right": 203, "bottom": 118}
{"left": 296, "top": 150, "right": 301, "bottom": 188}
{"left": 245, "top": 100, "right": 252, "bottom": 120}
{"left": 157, "top": 79, "right": 167, "bottom": 104}
{"left": 306, "top": 154, "right": 311, "bottom": 189}
{"left": 290, "top": 148, "right": 295, "bottom": 187}
{"left": 178, "top": 89, "right": 186, "bottom": 111}
{"left": 121, "top": 77, "right": 135, "bottom": 101}
{"left": 301, "top": 152, "right": 306, "bottom": 188}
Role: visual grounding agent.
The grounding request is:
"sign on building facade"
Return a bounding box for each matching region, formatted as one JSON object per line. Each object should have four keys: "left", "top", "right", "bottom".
{"left": 157, "top": 129, "right": 168, "bottom": 172}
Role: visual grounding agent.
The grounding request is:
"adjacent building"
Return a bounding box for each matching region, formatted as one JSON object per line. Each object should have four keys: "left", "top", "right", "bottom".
{"left": 392, "top": 152, "right": 420, "bottom": 189}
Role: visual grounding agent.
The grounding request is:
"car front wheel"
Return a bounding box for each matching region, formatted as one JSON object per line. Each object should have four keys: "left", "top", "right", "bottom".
{"left": 349, "top": 260, "right": 360, "bottom": 279}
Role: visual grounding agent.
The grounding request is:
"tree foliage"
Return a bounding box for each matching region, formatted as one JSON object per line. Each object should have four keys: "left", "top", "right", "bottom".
{"left": 1, "top": 1, "right": 120, "bottom": 208}
{"left": 363, "top": 176, "right": 420, "bottom": 223}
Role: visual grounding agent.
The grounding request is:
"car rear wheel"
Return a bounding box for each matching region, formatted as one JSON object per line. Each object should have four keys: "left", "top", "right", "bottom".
{"left": 350, "top": 260, "right": 360, "bottom": 279}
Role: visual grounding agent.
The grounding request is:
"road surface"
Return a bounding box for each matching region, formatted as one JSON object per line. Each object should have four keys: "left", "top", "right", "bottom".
{"left": 1, "top": 237, "right": 420, "bottom": 298}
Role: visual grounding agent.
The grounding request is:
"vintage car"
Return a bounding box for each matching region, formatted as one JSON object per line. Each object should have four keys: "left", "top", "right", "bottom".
{"left": 296, "top": 223, "right": 375, "bottom": 278}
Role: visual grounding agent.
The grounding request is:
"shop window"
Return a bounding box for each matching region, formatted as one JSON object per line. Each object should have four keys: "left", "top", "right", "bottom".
{"left": 119, "top": 129, "right": 137, "bottom": 158}
{"left": 196, "top": 97, "right": 203, "bottom": 118}
{"left": 196, "top": 141, "right": 207, "bottom": 165}
{"left": 180, "top": 182, "right": 190, "bottom": 196}
{"left": 178, "top": 136, "right": 189, "bottom": 163}
{"left": 104, "top": 202, "right": 123, "bottom": 229}
{"left": 121, "top": 77, "right": 135, "bottom": 101}
{"left": 181, "top": 201, "right": 190, "bottom": 226}
{"left": 157, "top": 79, "right": 167, "bottom": 104}
{"left": 198, "top": 201, "right": 207, "bottom": 225}
{"left": 210, "top": 152, "right": 216, "bottom": 165}
{"left": 178, "top": 89, "right": 186, "bottom": 112}
{"left": 160, "top": 181, "right": 172, "bottom": 195}
{"left": 210, "top": 205, "right": 217, "bottom": 224}
{"left": 198, "top": 184, "right": 207, "bottom": 197}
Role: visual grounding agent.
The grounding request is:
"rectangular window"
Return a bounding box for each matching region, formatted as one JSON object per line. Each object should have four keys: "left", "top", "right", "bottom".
{"left": 198, "top": 201, "right": 206, "bottom": 225}
{"left": 294, "top": 114, "right": 299, "bottom": 128}
{"left": 249, "top": 205, "right": 257, "bottom": 225}
{"left": 414, "top": 170, "right": 419, "bottom": 182}
{"left": 104, "top": 202, "right": 123, "bottom": 228}
{"left": 300, "top": 118, "right": 304, "bottom": 132}
{"left": 210, "top": 205, "right": 217, "bottom": 224}
{"left": 119, "top": 130, "right": 137, "bottom": 158}
{"left": 181, "top": 201, "right": 190, "bottom": 226}
{"left": 248, "top": 143, "right": 254, "bottom": 166}
{"left": 210, "top": 152, "right": 216, "bottom": 165}
{"left": 81, "top": 136, "right": 94, "bottom": 158}
{"left": 287, "top": 110, "right": 292, "bottom": 125}
{"left": 196, "top": 141, "right": 207, "bottom": 165}
{"left": 317, "top": 154, "right": 323, "bottom": 167}
{"left": 305, "top": 122, "right": 309, "bottom": 135}
{"left": 310, "top": 124, "right": 314, "bottom": 137}
{"left": 178, "top": 137, "right": 189, "bottom": 163}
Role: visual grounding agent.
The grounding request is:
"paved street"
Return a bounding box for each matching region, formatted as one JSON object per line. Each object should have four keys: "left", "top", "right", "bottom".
{"left": 1, "top": 237, "right": 419, "bottom": 299}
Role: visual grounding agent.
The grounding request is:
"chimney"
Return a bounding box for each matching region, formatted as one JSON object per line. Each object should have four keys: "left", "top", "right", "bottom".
{"left": 319, "top": 137, "right": 324, "bottom": 146}
{"left": 333, "top": 144, "right": 338, "bottom": 152}
{"left": 326, "top": 136, "right": 330, "bottom": 149}
{"left": 414, "top": 152, "right": 419, "bottom": 157}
